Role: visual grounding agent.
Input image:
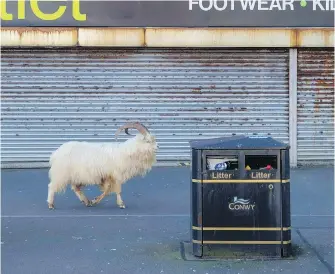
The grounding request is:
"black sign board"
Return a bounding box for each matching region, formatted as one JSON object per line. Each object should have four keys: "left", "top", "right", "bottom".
{"left": 1, "top": 0, "right": 334, "bottom": 27}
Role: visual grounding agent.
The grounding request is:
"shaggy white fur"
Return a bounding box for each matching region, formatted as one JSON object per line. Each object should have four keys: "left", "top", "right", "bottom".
{"left": 47, "top": 128, "right": 158, "bottom": 210}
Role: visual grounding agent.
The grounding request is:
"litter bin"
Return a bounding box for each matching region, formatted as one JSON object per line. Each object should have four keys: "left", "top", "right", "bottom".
{"left": 189, "top": 135, "right": 291, "bottom": 259}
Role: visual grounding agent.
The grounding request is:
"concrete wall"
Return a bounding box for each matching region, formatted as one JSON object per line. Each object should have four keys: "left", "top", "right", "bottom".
{"left": 1, "top": 27, "right": 334, "bottom": 47}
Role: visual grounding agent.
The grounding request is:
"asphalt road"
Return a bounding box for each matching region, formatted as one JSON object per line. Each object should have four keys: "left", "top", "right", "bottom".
{"left": 1, "top": 166, "right": 334, "bottom": 274}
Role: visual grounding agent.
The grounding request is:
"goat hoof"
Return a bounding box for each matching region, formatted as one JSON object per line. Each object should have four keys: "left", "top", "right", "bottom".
{"left": 48, "top": 203, "right": 55, "bottom": 210}
{"left": 118, "top": 203, "right": 126, "bottom": 209}
{"left": 91, "top": 199, "right": 98, "bottom": 206}
{"left": 86, "top": 200, "right": 94, "bottom": 207}
{"left": 82, "top": 200, "right": 93, "bottom": 207}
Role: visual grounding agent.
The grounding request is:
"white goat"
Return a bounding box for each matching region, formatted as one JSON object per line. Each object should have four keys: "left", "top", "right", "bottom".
{"left": 47, "top": 122, "right": 158, "bottom": 209}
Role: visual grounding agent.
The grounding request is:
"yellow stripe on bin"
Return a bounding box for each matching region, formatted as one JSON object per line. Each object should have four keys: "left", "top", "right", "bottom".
{"left": 192, "top": 240, "right": 291, "bottom": 245}
{"left": 192, "top": 179, "right": 290, "bottom": 183}
{"left": 192, "top": 226, "right": 291, "bottom": 231}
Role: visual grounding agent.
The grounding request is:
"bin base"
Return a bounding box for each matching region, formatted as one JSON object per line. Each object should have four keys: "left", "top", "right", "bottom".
{"left": 180, "top": 241, "right": 296, "bottom": 261}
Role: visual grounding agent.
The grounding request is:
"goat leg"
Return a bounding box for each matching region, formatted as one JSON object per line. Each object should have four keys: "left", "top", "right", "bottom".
{"left": 114, "top": 183, "right": 126, "bottom": 209}
{"left": 47, "top": 183, "right": 56, "bottom": 209}
{"left": 71, "top": 185, "right": 93, "bottom": 207}
{"left": 91, "top": 178, "right": 113, "bottom": 206}
{"left": 91, "top": 189, "right": 110, "bottom": 205}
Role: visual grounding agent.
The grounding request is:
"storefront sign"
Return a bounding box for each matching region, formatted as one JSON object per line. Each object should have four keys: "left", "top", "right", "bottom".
{"left": 1, "top": 0, "right": 334, "bottom": 27}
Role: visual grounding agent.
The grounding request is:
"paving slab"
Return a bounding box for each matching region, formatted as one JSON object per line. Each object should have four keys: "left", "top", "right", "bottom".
{"left": 296, "top": 228, "right": 334, "bottom": 273}
{"left": 1, "top": 166, "right": 334, "bottom": 274}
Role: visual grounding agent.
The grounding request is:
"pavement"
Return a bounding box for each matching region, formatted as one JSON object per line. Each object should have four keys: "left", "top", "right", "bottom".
{"left": 1, "top": 166, "right": 334, "bottom": 274}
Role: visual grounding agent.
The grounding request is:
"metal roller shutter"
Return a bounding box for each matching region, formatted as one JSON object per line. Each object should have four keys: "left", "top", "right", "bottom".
{"left": 1, "top": 48, "right": 289, "bottom": 165}
{"left": 297, "top": 49, "right": 334, "bottom": 165}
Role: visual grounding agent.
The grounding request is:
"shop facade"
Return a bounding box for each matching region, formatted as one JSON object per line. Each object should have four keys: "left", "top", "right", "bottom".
{"left": 1, "top": 1, "right": 334, "bottom": 168}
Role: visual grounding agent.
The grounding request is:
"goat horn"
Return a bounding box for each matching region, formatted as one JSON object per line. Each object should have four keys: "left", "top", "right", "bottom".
{"left": 124, "top": 128, "right": 132, "bottom": 136}
{"left": 115, "top": 122, "right": 150, "bottom": 140}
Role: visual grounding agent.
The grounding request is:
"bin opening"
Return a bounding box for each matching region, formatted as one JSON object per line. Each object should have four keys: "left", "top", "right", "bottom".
{"left": 245, "top": 155, "right": 277, "bottom": 170}
{"left": 206, "top": 156, "right": 238, "bottom": 171}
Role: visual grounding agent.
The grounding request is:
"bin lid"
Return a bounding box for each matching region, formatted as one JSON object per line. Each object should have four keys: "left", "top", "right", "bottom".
{"left": 189, "top": 135, "right": 289, "bottom": 150}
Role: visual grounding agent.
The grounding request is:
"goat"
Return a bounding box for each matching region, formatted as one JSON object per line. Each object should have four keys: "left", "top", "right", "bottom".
{"left": 47, "top": 122, "right": 158, "bottom": 209}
